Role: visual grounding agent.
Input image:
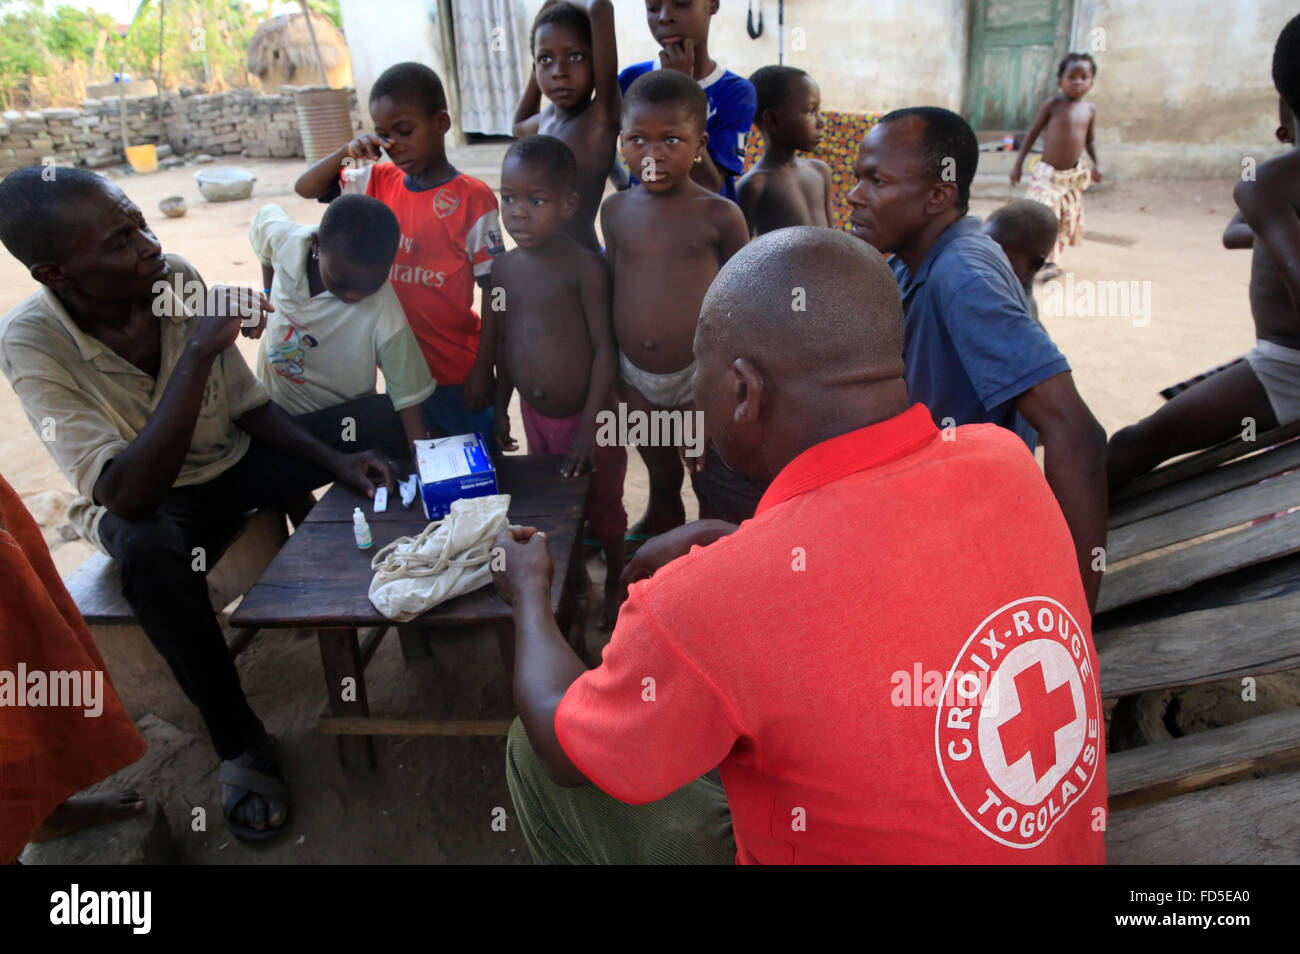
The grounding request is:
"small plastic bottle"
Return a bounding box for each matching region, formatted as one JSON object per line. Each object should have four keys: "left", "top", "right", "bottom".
{"left": 353, "top": 507, "right": 373, "bottom": 550}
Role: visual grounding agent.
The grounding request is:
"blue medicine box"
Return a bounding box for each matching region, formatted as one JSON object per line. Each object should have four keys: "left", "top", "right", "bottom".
{"left": 414, "top": 433, "right": 498, "bottom": 520}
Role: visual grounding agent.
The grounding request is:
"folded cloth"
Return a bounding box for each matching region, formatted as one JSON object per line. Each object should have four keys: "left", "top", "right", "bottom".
{"left": 368, "top": 493, "right": 512, "bottom": 622}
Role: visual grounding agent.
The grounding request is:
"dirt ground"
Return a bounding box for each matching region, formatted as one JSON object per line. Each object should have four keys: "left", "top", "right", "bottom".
{"left": 0, "top": 152, "right": 1272, "bottom": 863}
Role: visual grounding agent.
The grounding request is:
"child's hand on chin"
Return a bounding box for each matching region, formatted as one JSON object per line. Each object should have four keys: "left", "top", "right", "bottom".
{"left": 658, "top": 38, "right": 694, "bottom": 76}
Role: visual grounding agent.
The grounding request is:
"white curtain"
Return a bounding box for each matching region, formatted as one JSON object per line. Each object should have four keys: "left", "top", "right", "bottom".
{"left": 451, "top": 0, "right": 528, "bottom": 135}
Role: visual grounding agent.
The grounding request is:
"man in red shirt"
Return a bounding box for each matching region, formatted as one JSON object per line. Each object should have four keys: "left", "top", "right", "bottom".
{"left": 493, "top": 227, "right": 1107, "bottom": 864}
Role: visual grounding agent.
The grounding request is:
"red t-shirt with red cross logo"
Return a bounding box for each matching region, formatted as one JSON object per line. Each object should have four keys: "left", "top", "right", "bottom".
{"left": 555, "top": 404, "right": 1107, "bottom": 863}
{"left": 342, "top": 162, "right": 503, "bottom": 386}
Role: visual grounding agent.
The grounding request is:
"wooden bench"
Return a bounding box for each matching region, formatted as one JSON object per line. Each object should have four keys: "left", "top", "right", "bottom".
{"left": 64, "top": 508, "right": 289, "bottom": 722}
{"left": 1096, "top": 422, "right": 1300, "bottom": 862}
{"left": 1107, "top": 770, "right": 1300, "bottom": 864}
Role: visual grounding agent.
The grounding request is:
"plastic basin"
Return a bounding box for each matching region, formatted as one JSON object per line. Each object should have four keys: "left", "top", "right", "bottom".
{"left": 194, "top": 168, "right": 256, "bottom": 202}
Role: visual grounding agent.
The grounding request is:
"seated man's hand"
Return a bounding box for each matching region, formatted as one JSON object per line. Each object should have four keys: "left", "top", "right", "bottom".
{"left": 189, "top": 285, "right": 270, "bottom": 357}
{"left": 239, "top": 292, "right": 273, "bottom": 339}
{"left": 620, "top": 520, "right": 737, "bottom": 586}
{"left": 491, "top": 526, "right": 553, "bottom": 606}
{"left": 333, "top": 449, "right": 396, "bottom": 500}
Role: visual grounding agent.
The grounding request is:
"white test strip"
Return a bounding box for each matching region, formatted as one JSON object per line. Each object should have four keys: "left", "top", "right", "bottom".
{"left": 373, "top": 485, "right": 388, "bottom": 513}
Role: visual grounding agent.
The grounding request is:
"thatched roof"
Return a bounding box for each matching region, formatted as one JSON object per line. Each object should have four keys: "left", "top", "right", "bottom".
{"left": 246, "top": 12, "right": 353, "bottom": 87}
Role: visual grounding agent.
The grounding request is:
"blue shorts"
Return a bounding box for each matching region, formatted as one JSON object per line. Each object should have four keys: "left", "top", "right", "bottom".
{"left": 421, "top": 386, "right": 497, "bottom": 452}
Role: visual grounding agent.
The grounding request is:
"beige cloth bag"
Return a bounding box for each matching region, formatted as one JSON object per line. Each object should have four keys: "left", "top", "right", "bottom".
{"left": 368, "top": 494, "right": 512, "bottom": 622}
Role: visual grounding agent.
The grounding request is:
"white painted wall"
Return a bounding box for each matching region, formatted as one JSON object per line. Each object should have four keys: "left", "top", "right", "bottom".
{"left": 339, "top": 0, "right": 452, "bottom": 128}
{"left": 517, "top": 0, "right": 968, "bottom": 114}
{"left": 339, "top": 0, "right": 1292, "bottom": 176}
{"left": 1072, "top": 0, "right": 1289, "bottom": 147}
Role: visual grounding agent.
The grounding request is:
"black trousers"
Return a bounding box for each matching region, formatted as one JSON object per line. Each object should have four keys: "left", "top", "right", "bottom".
{"left": 97, "top": 394, "right": 406, "bottom": 760}
{"left": 293, "top": 392, "right": 410, "bottom": 463}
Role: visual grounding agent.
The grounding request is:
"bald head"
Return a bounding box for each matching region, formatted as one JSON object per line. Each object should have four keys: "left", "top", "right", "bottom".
{"left": 697, "top": 226, "right": 905, "bottom": 384}
{"left": 692, "top": 227, "right": 911, "bottom": 483}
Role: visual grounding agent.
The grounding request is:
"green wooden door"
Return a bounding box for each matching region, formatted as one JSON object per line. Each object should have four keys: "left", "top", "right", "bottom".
{"left": 965, "top": 0, "right": 1072, "bottom": 130}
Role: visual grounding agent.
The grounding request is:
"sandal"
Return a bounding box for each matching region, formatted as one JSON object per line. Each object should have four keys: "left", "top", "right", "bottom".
{"left": 220, "top": 735, "right": 289, "bottom": 842}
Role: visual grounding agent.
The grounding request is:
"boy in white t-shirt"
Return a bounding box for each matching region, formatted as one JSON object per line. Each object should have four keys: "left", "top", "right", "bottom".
{"left": 245, "top": 197, "right": 434, "bottom": 462}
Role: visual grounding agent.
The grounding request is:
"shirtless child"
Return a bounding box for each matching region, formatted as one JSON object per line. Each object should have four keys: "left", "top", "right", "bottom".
{"left": 601, "top": 70, "right": 750, "bottom": 540}
{"left": 1224, "top": 99, "right": 1296, "bottom": 251}
{"left": 738, "top": 66, "right": 832, "bottom": 236}
{"left": 1107, "top": 23, "right": 1300, "bottom": 494}
{"left": 1154, "top": 101, "right": 1296, "bottom": 403}
{"left": 1011, "top": 53, "right": 1102, "bottom": 278}
{"left": 492, "top": 136, "right": 625, "bottom": 625}
{"left": 512, "top": 0, "right": 621, "bottom": 252}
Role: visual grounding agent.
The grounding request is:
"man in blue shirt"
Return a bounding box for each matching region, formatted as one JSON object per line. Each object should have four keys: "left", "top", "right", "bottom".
{"left": 619, "top": 0, "right": 755, "bottom": 202}
{"left": 847, "top": 106, "right": 1108, "bottom": 610}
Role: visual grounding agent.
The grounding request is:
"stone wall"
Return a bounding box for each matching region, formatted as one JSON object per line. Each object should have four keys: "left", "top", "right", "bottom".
{"left": 0, "top": 87, "right": 363, "bottom": 176}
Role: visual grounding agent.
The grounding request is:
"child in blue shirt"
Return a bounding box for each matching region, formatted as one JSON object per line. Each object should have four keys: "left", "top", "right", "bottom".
{"left": 618, "top": 0, "right": 755, "bottom": 202}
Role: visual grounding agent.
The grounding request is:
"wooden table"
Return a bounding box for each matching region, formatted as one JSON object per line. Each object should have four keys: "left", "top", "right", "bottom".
{"left": 230, "top": 455, "right": 589, "bottom": 769}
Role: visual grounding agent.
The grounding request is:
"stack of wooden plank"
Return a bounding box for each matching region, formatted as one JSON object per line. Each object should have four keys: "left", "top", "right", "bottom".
{"left": 1097, "top": 420, "right": 1300, "bottom": 863}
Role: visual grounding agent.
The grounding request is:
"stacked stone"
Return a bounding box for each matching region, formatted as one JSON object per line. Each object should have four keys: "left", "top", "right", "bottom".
{"left": 240, "top": 92, "right": 304, "bottom": 158}
{"left": 0, "top": 87, "right": 362, "bottom": 176}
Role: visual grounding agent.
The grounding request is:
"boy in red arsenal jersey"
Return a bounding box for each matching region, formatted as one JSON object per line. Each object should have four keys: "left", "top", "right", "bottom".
{"left": 490, "top": 228, "right": 1106, "bottom": 864}
{"left": 296, "top": 62, "right": 505, "bottom": 445}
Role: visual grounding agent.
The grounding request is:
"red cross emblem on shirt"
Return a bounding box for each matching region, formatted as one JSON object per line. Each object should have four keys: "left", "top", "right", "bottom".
{"left": 997, "top": 662, "right": 1078, "bottom": 783}
{"left": 936, "top": 597, "right": 1102, "bottom": 849}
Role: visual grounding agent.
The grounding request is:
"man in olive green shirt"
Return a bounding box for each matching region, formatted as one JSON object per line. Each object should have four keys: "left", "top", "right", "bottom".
{"left": 0, "top": 166, "right": 395, "bottom": 842}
